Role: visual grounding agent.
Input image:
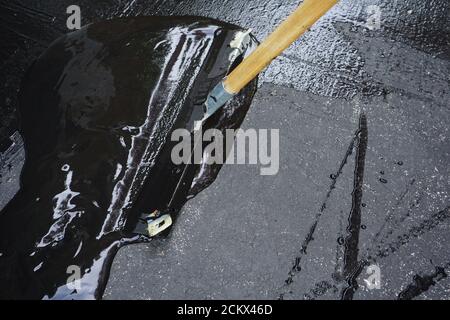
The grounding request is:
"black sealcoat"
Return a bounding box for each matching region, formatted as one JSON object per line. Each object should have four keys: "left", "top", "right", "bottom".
{"left": 0, "top": 16, "right": 257, "bottom": 299}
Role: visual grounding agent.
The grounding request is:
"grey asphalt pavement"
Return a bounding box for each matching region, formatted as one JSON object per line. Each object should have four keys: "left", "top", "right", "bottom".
{"left": 0, "top": 0, "right": 449, "bottom": 300}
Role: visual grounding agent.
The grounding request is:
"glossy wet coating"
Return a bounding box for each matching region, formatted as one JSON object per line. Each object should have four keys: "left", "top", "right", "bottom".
{"left": 0, "top": 0, "right": 449, "bottom": 300}
{"left": 0, "top": 16, "right": 257, "bottom": 299}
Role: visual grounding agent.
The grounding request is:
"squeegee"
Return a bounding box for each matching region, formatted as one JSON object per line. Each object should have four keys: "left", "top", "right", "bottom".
{"left": 148, "top": 0, "right": 339, "bottom": 236}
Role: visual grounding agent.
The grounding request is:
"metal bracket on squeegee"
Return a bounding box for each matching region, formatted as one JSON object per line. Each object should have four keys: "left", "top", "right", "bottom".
{"left": 204, "top": 29, "right": 252, "bottom": 120}
{"left": 134, "top": 210, "right": 173, "bottom": 237}
{"left": 229, "top": 29, "right": 253, "bottom": 62}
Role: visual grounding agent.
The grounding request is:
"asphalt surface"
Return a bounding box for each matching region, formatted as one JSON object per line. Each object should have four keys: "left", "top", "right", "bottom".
{"left": 0, "top": 0, "right": 449, "bottom": 299}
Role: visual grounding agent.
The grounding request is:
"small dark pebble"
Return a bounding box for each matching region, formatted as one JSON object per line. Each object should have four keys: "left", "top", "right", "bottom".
{"left": 397, "top": 161, "right": 403, "bottom": 166}
{"left": 361, "top": 225, "right": 367, "bottom": 230}
{"left": 330, "top": 174, "right": 337, "bottom": 179}
{"left": 337, "top": 237, "right": 345, "bottom": 245}
{"left": 380, "top": 170, "right": 385, "bottom": 175}
{"left": 379, "top": 178, "right": 388, "bottom": 184}
{"left": 362, "top": 203, "right": 367, "bottom": 207}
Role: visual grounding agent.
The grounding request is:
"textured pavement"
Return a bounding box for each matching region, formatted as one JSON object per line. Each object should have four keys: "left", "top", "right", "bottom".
{"left": 0, "top": 0, "right": 449, "bottom": 300}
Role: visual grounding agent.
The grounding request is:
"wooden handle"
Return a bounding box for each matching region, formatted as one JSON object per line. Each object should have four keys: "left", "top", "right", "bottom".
{"left": 223, "top": 0, "right": 338, "bottom": 94}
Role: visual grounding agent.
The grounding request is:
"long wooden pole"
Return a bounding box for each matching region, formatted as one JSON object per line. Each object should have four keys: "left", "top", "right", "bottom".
{"left": 224, "top": 0, "right": 338, "bottom": 94}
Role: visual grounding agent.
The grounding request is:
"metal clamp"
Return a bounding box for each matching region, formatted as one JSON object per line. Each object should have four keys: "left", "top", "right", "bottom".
{"left": 229, "top": 29, "right": 253, "bottom": 62}
{"left": 147, "top": 213, "right": 173, "bottom": 237}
